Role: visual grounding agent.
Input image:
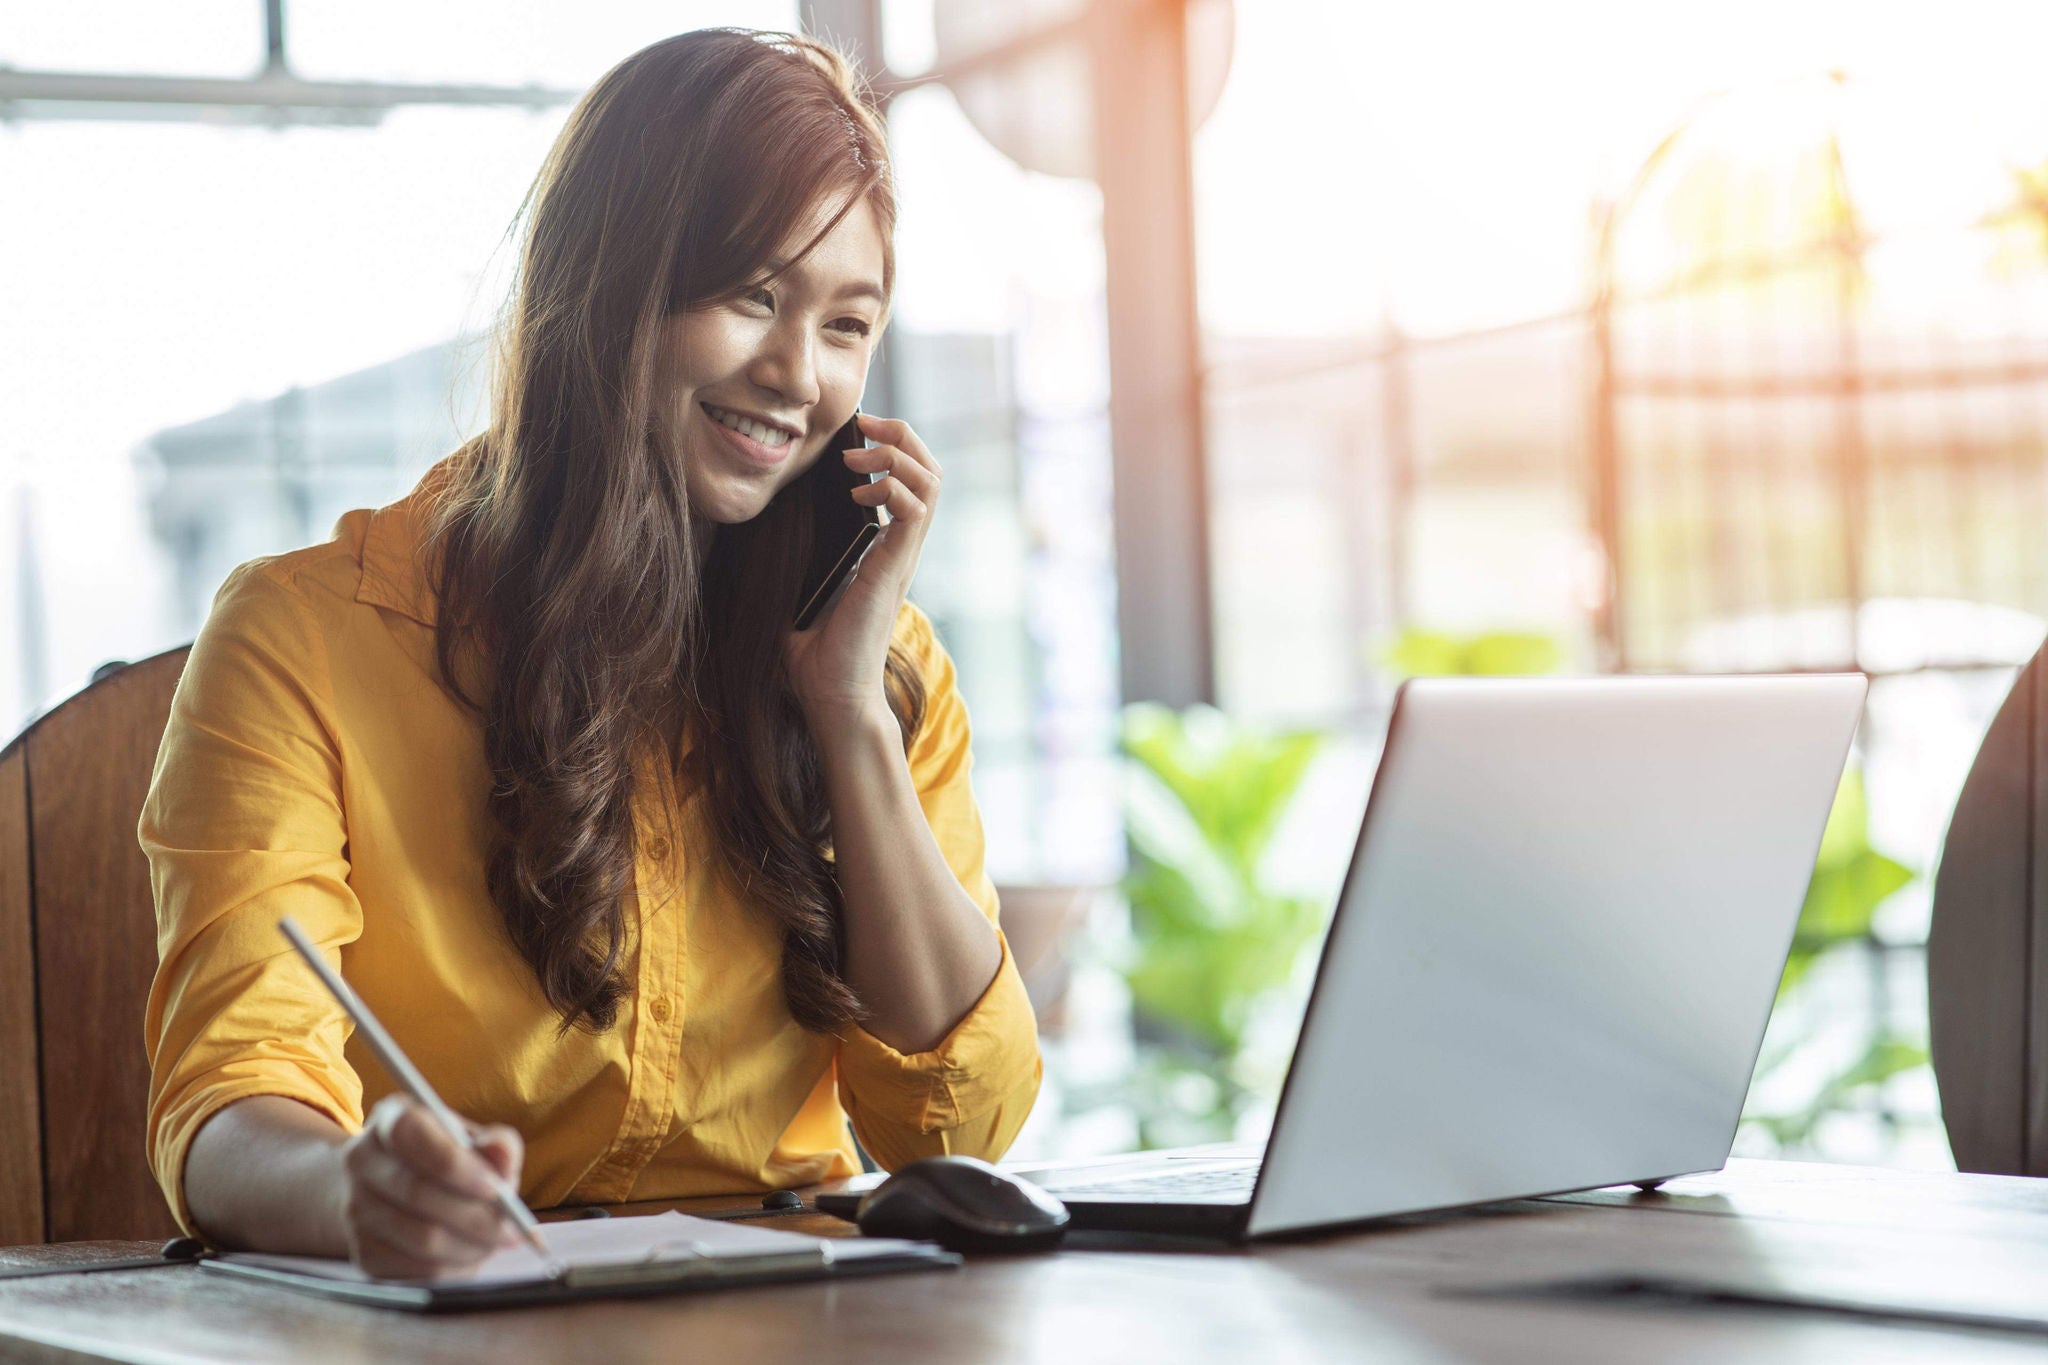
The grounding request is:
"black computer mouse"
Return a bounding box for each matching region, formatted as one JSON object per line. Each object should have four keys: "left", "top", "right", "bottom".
{"left": 855, "top": 1155, "right": 1070, "bottom": 1253}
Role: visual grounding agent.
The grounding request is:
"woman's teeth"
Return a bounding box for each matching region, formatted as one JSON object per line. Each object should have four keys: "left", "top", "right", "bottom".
{"left": 704, "top": 404, "right": 791, "bottom": 448}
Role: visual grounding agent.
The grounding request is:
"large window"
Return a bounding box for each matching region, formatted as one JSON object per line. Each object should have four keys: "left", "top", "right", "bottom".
{"left": 884, "top": 79, "right": 1122, "bottom": 885}
{"left": 1, "top": 1, "right": 1118, "bottom": 891}
{"left": 1193, "top": 0, "right": 2048, "bottom": 1165}
{"left": 1, "top": 5, "right": 753, "bottom": 724}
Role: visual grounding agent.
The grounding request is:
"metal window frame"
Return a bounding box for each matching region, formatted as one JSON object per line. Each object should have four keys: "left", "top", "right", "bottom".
{"left": 0, "top": 0, "right": 579, "bottom": 126}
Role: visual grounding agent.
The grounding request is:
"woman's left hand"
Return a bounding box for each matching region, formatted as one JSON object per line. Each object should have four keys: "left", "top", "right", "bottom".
{"left": 783, "top": 411, "right": 940, "bottom": 728}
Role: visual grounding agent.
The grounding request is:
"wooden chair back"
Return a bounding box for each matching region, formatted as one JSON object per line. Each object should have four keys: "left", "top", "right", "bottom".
{"left": 0, "top": 646, "right": 189, "bottom": 1244}
{"left": 1929, "top": 643, "right": 2048, "bottom": 1174}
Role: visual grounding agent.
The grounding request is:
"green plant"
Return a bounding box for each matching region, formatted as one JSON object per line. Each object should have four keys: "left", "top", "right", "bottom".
{"left": 1744, "top": 766, "right": 1926, "bottom": 1150}
{"left": 1780, "top": 766, "right": 1913, "bottom": 997}
{"left": 1381, "top": 626, "right": 1563, "bottom": 678}
{"left": 1116, "top": 703, "right": 1328, "bottom": 1148}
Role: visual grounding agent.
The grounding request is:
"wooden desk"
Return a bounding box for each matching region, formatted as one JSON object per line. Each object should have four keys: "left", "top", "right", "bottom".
{"left": 2, "top": 1158, "right": 2045, "bottom": 1363}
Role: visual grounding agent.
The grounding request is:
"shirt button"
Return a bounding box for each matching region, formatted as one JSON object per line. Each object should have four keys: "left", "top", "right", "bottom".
{"left": 645, "top": 835, "right": 672, "bottom": 863}
{"left": 650, "top": 997, "right": 673, "bottom": 1023}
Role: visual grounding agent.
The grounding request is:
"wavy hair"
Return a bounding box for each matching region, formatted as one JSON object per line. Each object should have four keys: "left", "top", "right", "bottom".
{"left": 425, "top": 28, "right": 924, "bottom": 1035}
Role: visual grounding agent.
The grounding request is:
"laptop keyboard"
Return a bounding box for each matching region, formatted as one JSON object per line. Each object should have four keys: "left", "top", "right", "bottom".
{"left": 1035, "top": 1162, "right": 1259, "bottom": 1201}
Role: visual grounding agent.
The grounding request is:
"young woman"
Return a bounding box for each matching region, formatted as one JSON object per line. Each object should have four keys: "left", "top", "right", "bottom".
{"left": 141, "top": 28, "right": 1040, "bottom": 1278}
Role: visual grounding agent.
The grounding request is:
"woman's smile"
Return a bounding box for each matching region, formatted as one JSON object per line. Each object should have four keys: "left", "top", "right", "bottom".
{"left": 700, "top": 400, "right": 797, "bottom": 469}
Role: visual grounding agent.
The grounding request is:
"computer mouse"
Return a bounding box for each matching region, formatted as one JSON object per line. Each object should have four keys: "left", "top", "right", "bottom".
{"left": 854, "top": 1155, "right": 1071, "bottom": 1253}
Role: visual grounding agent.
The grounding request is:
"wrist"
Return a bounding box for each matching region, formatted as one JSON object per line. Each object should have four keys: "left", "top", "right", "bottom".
{"left": 805, "top": 695, "right": 898, "bottom": 741}
{"left": 807, "top": 698, "right": 902, "bottom": 766}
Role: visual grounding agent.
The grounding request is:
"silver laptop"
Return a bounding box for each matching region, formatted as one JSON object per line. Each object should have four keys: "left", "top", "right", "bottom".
{"left": 1006, "top": 673, "right": 1866, "bottom": 1240}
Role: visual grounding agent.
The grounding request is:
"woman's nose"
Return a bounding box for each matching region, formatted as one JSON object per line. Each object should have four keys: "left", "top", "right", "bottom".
{"left": 748, "top": 319, "right": 820, "bottom": 406}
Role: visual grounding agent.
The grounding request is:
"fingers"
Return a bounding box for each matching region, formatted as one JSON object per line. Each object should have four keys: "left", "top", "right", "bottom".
{"left": 351, "top": 1139, "right": 509, "bottom": 1252}
{"left": 845, "top": 415, "right": 942, "bottom": 537}
{"left": 848, "top": 414, "right": 941, "bottom": 499}
{"left": 341, "top": 1096, "right": 521, "bottom": 1278}
{"left": 348, "top": 1169, "right": 505, "bottom": 1270}
{"left": 844, "top": 441, "right": 939, "bottom": 506}
{"left": 466, "top": 1122, "right": 525, "bottom": 1187}
{"left": 850, "top": 471, "right": 928, "bottom": 524}
{"left": 375, "top": 1096, "right": 500, "bottom": 1200}
{"left": 853, "top": 412, "right": 939, "bottom": 479}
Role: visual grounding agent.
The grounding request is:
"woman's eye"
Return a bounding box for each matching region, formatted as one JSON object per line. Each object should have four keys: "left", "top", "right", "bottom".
{"left": 832, "top": 317, "right": 873, "bottom": 337}
{"left": 744, "top": 287, "right": 774, "bottom": 309}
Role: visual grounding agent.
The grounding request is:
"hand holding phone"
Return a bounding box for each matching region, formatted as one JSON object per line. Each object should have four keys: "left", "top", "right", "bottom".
{"left": 793, "top": 407, "right": 881, "bottom": 630}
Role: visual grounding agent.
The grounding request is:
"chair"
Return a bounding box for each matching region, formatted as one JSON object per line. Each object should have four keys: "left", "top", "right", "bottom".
{"left": 1928, "top": 642, "right": 2048, "bottom": 1175}
{"left": 0, "top": 645, "right": 189, "bottom": 1245}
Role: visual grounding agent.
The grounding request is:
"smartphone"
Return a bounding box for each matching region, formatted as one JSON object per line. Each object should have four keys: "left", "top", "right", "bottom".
{"left": 792, "top": 407, "right": 881, "bottom": 630}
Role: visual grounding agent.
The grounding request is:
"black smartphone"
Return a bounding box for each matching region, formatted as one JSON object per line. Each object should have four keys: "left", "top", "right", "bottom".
{"left": 793, "top": 408, "right": 881, "bottom": 630}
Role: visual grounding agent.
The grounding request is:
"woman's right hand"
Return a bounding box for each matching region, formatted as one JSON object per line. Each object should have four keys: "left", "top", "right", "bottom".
{"left": 337, "top": 1094, "right": 527, "bottom": 1279}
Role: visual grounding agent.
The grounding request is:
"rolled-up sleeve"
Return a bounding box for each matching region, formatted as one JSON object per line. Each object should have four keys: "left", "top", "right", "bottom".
{"left": 140, "top": 561, "right": 366, "bottom": 1237}
{"left": 835, "top": 605, "right": 1042, "bottom": 1170}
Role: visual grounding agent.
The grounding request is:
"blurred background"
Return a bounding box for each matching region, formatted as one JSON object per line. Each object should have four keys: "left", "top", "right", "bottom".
{"left": 7, "top": 0, "right": 2048, "bottom": 1169}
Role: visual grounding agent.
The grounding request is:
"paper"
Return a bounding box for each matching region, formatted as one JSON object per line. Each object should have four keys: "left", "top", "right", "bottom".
{"left": 224, "top": 1211, "right": 917, "bottom": 1287}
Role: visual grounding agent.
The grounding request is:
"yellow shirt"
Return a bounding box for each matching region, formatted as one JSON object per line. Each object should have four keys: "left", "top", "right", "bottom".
{"left": 140, "top": 456, "right": 1041, "bottom": 1237}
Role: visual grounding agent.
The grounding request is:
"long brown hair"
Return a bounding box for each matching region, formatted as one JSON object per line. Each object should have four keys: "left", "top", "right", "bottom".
{"left": 425, "top": 28, "right": 925, "bottom": 1035}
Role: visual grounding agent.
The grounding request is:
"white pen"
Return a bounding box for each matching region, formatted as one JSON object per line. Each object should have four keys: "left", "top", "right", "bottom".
{"left": 276, "top": 915, "right": 561, "bottom": 1273}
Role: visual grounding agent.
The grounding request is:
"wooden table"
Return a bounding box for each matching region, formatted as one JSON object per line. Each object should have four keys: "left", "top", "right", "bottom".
{"left": 3, "top": 1158, "right": 2046, "bottom": 1363}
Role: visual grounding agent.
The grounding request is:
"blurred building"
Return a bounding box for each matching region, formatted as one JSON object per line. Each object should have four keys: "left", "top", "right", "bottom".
{"left": 137, "top": 340, "right": 487, "bottom": 638}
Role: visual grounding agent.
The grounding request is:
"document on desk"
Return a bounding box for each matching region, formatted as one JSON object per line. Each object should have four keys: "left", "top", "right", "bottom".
{"left": 202, "top": 1211, "right": 959, "bottom": 1310}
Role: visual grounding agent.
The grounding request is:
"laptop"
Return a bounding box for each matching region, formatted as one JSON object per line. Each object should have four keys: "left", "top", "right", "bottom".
{"left": 912, "top": 674, "right": 1865, "bottom": 1240}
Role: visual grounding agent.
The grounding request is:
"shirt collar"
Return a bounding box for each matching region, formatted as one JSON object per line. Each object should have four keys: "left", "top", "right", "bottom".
{"left": 354, "top": 452, "right": 469, "bottom": 628}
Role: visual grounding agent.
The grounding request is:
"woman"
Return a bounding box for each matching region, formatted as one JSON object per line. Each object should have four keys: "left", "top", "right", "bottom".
{"left": 141, "top": 28, "right": 1040, "bottom": 1278}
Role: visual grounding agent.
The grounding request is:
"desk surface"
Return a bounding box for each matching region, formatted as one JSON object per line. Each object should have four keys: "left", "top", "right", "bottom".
{"left": 3, "top": 1157, "right": 2047, "bottom": 1364}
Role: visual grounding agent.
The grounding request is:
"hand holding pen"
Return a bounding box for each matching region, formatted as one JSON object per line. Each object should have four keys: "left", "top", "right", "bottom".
{"left": 337, "top": 1095, "right": 535, "bottom": 1280}
{"left": 277, "top": 916, "right": 560, "bottom": 1280}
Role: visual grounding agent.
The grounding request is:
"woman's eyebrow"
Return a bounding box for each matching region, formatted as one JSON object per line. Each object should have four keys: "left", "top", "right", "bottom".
{"left": 764, "top": 257, "right": 885, "bottom": 305}
{"left": 836, "top": 280, "right": 887, "bottom": 305}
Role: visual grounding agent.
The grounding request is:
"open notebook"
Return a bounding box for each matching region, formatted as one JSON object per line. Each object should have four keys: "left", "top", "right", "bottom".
{"left": 201, "top": 1211, "right": 959, "bottom": 1311}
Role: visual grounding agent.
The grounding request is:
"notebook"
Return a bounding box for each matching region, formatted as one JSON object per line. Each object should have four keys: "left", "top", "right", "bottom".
{"left": 200, "top": 1210, "right": 959, "bottom": 1311}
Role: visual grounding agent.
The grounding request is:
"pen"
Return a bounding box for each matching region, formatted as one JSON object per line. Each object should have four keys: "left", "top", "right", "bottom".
{"left": 276, "top": 915, "right": 559, "bottom": 1270}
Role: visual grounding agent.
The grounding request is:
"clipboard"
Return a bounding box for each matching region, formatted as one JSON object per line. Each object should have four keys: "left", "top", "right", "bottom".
{"left": 197, "top": 1210, "right": 960, "bottom": 1312}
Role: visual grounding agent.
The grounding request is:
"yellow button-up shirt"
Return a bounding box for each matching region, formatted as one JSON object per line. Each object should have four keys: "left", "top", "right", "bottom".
{"left": 140, "top": 456, "right": 1042, "bottom": 1236}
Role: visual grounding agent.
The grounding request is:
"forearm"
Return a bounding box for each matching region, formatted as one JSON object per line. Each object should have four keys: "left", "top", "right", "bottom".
{"left": 816, "top": 704, "right": 1003, "bottom": 1053}
{"left": 183, "top": 1095, "right": 351, "bottom": 1254}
